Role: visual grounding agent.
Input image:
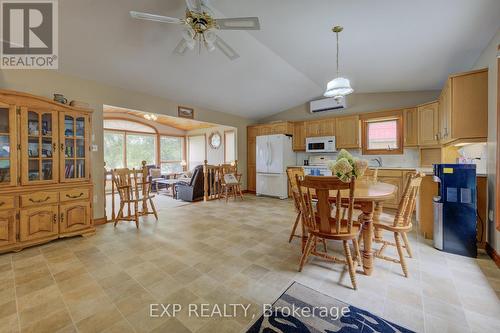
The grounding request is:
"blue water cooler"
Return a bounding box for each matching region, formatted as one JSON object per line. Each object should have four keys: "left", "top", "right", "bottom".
{"left": 433, "top": 164, "right": 477, "bottom": 257}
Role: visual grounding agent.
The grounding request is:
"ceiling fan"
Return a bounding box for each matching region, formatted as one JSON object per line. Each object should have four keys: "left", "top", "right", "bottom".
{"left": 130, "top": 0, "right": 260, "bottom": 60}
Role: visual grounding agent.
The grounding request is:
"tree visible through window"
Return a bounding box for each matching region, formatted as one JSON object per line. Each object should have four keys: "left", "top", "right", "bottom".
{"left": 126, "top": 134, "right": 156, "bottom": 168}
{"left": 160, "top": 136, "right": 184, "bottom": 173}
{"left": 104, "top": 131, "right": 124, "bottom": 169}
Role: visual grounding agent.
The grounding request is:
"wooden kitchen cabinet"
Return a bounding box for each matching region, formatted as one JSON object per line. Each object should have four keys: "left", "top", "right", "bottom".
{"left": 439, "top": 79, "right": 452, "bottom": 143}
{"left": 439, "top": 69, "right": 488, "bottom": 144}
{"left": 0, "top": 210, "right": 16, "bottom": 247}
{"left": 403, "top": 108, "right": 418, "bottom": 147}
{"left": 247, "top": 164, "right": 256, "bottom": 192}
{"left": 335, "top": 115, "right": 360, "bottom": 148}
{"left": 60, "top": 201, "right": 91, "bottom": 234}
{"left": 19, "top": 204, "right": 59, "bottom": 242}
{"left": 418, "top": 101, "right": 439, "bottom": 146}
{"left": 305, "top": 118, "right": 336, "bottom": 138}
{"left": 292, "top": 121, "right": 306, "bottom": 151}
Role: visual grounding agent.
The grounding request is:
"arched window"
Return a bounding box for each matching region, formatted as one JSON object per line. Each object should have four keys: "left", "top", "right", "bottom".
{"left": 104, "top": 118, "right": 157, "bottom": 169}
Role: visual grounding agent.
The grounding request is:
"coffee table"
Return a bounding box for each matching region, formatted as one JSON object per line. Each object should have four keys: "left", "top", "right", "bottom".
{"left": 155, "top": 178, "right": 190, "bottom": 198}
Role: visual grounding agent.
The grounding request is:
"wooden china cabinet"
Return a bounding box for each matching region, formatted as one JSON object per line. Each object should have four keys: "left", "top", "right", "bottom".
{"left": 0, "top": 90, "right": 94, "bottom": 253}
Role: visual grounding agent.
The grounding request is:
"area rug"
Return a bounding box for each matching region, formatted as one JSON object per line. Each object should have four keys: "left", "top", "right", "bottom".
{"left": 246, "top": 282, "right": 414, "bottom": 333}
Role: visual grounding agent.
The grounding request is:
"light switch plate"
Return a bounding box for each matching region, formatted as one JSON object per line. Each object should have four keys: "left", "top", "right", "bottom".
{"left": 92, "top": 144, "right": 98, "bottom": 152}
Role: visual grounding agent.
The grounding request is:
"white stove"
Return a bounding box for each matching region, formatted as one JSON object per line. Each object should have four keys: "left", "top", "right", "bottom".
{"left": 302, "top": 155, "right": 334, "bottom": 176}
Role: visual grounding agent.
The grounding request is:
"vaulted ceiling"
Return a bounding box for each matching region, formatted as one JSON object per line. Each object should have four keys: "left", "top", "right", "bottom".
{"left": 59, "top": 0, "right": 500, "bottom": 119}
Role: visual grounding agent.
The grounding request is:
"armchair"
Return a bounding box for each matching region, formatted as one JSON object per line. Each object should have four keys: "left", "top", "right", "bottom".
{"left": 175, "top": 165, "right": 204, "bottom": 201}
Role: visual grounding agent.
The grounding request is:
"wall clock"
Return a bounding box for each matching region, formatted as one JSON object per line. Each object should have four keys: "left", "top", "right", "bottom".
{"left": 209, "top": 132, "right": 222, "bottom": 149}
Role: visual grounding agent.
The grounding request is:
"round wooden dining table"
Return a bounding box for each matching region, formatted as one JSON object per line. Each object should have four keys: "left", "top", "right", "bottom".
{"left": 308, "top": 181, "right": 397, "bottom": 276}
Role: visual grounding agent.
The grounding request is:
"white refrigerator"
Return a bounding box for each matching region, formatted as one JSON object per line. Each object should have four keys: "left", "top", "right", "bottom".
{"left": 256, "top": 134, "right": 296, "bottom": 199}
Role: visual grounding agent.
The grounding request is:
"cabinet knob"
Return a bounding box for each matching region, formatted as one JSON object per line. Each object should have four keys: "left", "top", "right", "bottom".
{"left": 53, "top": 214, "right": 57, "bottom": 223}
{"left": 60, "top": 213, "right": 64, "bottom": 222}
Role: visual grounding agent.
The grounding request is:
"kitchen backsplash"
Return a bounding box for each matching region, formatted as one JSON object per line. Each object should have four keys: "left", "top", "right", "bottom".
{"left": 296, "top": 148, "right": 419, "bottom": 168}
{"left": 456, "top": 143, "right": 487, "bottom": 174}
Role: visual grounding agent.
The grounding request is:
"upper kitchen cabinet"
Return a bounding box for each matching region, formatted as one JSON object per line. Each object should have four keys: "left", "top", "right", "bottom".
{"left": 403, "top": 107, "right": 418, "bottom": 147}
{"left": 439, "top": 68, "right": 488, "bottom": 144}
{"left": 304, "top": 118, "right": 336, "bottom": 138}
{"left": 418, "top": 101, "right": 439, "bottom": 146}
{"left": 292, "top": 121, "right": 306, "bottom": 151}
{"left": 335, "top": 115, "right": 360, "bottom": 148}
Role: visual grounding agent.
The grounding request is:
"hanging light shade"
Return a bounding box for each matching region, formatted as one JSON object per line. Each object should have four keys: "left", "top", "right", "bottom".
{"left": 324, "top": 77, "right": 353, "bottom": 98}
{"left": 324, "top": 26, "right": 353, "bottom": 99}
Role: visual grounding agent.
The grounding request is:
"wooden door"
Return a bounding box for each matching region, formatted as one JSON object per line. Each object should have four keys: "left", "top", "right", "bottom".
{"left": 19, "top": 205, "right": 58, "bottom": 242}
{"left": 247, "top": 164, "right": 256, "bottom": 192}
{"left": 292, "top": 122, "right": 305, "bottom": 151}
{"left": 335, "top": 115, "right": 360, "bottom": 148}
{"left": 320, "top": 118, "right": 336, "bottom": 136}
{"left": 0, "top": 102, "right": 17, "bottom": 187}
{"left": 451, "top": 70, "right": 488, "bottom": 139}
{"left": 247, "top": 136, "right": 256, "bottom": 165}
{"left": 60, "top": 201, "right": 91, "bottom": 234}
{"left": 418, "top": 102, "right": 439, "bottom": 146}
{"left": 0, "top": 210, "right": 16, "bottom": 247}
{"left": 305, "top": 120, "right": 321, "bottom": 137}
{"left": 439, "top": 79, "right": 452, "bottom": 143}
{"left": 60, "top": 112, "right": 91, "bottom": 182}
{"left": 20, "top": 107, "right": 58, "bottom": 185}
{"left": 259, "top": 125, "right": 272, "bottom": 135}
{"left": 270, "top": 123, "right": 286, "bottom": 134}
{"left": 403, "top": 108, "right": 418, "bottom": 147}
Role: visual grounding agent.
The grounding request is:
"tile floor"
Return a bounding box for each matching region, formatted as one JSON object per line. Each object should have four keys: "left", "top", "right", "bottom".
{"left": 0, "top": 195, "right": 499, "bottom": 333}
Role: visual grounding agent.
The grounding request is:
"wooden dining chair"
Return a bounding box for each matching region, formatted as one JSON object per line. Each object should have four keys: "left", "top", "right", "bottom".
{"left": 112, "top": 164, "right": 158, "bottom": 228}
{"left": 286, "top": 167, "right": 305, "bottom": 244}
{"left": 296, "top": 175, "right": 362, "bottom": 290}
{"left": 220, "top": 163, "right": 243, "bottom": 202}
{"left": 372, "top": 172, "right": 424, "bottom": 277}
{"left": 360, "top": 168, "right": 378, "bottom": 183}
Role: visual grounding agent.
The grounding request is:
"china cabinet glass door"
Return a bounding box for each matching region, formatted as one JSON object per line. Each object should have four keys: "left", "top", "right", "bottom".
{"left": 60, "top": 112, "right": 90, "bottom": 182}
{"left": 21, "top": 108, "right": 58, "bottom": 184}
{"left": 0, "top": 103, "right": 17, "bottom": 187}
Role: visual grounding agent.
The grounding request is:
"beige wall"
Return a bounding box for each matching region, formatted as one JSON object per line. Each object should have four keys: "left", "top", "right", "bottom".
{"left": 0, "top": 70, "right": 253, "bottom": 220}
{"left": 258, "top": 90, "right": 440, "bottom": 123}
{"left": 473, "top": 28, "right": 499, "bottom": 252}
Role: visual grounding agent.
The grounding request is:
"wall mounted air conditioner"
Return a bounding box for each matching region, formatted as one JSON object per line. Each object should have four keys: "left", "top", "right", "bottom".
{"left": 309, "top": 97, "right": 346, "bottom": 113}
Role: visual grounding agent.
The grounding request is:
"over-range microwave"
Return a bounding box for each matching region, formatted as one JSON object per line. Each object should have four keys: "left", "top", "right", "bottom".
{"left": 306, "top": 136, "right": 337, "bottom": 153}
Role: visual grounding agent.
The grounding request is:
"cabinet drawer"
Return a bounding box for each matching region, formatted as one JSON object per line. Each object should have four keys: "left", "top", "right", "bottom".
{"left": 60, "top": 188, "right": 89, "bottom": 202}
{"left": 20, "top": 192, "right": 59, "bottom": 208}
{"left": 0, "top": 196, "right": 15, "bottom": 211}
{"left": 377, "top": 170, "right": 403, "bottom": 177}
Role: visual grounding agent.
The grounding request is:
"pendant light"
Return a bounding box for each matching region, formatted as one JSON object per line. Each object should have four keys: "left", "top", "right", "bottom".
{"left": 324, "top": 26, "right": 353, "bottom": 99}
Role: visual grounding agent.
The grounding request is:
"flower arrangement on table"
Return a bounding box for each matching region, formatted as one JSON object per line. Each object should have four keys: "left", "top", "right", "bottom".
{"left": 327, "top": 149, "right": 368, "bottom": 182}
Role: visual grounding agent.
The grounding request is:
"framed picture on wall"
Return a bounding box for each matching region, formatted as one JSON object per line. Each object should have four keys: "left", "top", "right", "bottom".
{"left": 178, "top": 106, "right": 194, "bottom": 119}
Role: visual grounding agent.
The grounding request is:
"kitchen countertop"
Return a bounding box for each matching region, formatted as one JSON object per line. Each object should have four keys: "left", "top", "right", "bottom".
{"left": 290, "top": 165, "right": 487, "bottom": 177}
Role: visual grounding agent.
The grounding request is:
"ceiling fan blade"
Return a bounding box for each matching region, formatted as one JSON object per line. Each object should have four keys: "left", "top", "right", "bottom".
{"left": 215, "top": 17, "right": 260, "bottom": 30}
{"left": 130, "top": 11, "right": 182, "bottom": 24}
{"left": 185, "top": 0, "right": 202, "bottom": 13}
{"left": 215, "top": 36, "right": 240, "bottom": 61}
{"left": 173, "top": 39, "right": 189, "bottom": 55}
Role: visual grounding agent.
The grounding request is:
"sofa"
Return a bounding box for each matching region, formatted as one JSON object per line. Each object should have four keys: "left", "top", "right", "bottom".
{"left": 175, "top": 165, "right": 205, "bottom": 202}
